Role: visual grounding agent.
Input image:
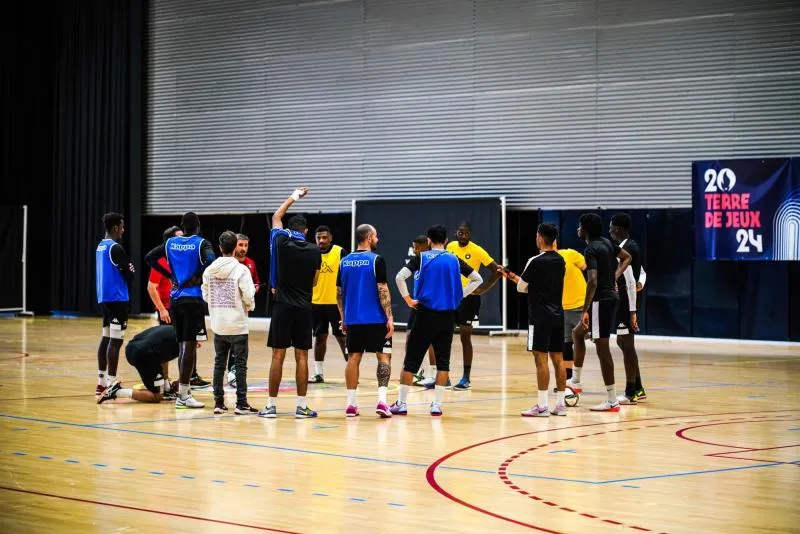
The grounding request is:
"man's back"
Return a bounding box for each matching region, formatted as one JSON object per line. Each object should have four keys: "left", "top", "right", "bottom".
{"left": 521, "top": 251, "right": 565, "bottom": 323}
{"left": 584, "top": 237, "right": 620, "bottom": 301}
{"left": 273, "top": 230, "right": 321, "bottom": 308}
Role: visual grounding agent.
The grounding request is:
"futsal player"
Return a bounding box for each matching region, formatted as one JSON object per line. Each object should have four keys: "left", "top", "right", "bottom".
{"left": 226, "top": 233, "right": 261, "bottom": 387}
{"left": 259, "top": 187, "right": 322, "bottom": 419}
{"left": 337, "top": 224, "right": 393, "bottom": 418}
{"left": 392, "top": 225, "right": 482, "bottom": 416}
{"left": 572, "top": 213, "right": 631, "bottom": 412}
{"left": 610, "top": 213, "right": 646, "bottom": 403}
{"left": 556, "top": 240, "right": 586, "bottom": 389}
{"left": 408, "top": 235, "right": 438, "bottom": 388}
{"left": 148, "top": 225, "right": 209, "bottom": 388}
{"left": 446, "top": 222, "right": 502, "bottom": 390}
{"left": 310, "top": 225, "right": 348, "bottom": 383}
{"left": 95, "top": 213, "right": 135, "bottom": 395}
{"left": 504, "top": 223, "right": 568, "bottom": 416}
{"left": 98, "top": 325, "right": 181, "bottom": 404}
{"left": 145, "top": 212, "right": 215, "bottom": 409}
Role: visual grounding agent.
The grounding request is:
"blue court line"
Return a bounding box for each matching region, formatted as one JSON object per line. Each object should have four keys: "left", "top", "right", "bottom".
{"left": 387, "top": 502, "right": 406, "bottom": 507}
{"left": 245, "top": 483, "right": 260, "bottom": 488}
{"left": 180, "top": 475, "right": 195, "bottom": 480}
{"left": 600, "top": 462, "right": 788, "bottom": 484}
{"left": 277, "top": 488, "right": 294, "bottom": 493}
{"left": 211, "top": 480, "right": 226, "bottom": 484}
{"left": 149, "top": 471, "right": 164, "bottom": 476}
{"left": 622, "top": 485, "right": 640, "bottom": 488}
{"left": 93, "top": 463, "right": 107, "bottom": 468}
{"left": 65, "top": 459, "right": 79, "bottom": 463}
{"left": 120, "top": 467, "right": 136, "bottom": 472}
{"left": 350, "top": 497, "right": 367, "bottom": 502}
{"left": 38, "top": 456, "right": 52, "bottom": 460}
{"left": 312, "top": 492, "right": 329, "bottom": 497}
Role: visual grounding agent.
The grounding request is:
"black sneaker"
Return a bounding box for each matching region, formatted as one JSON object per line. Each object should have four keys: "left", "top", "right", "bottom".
{"left": 235, "top": 403, "right": 258, "bottom": 415}
{"left": 98, "top": 382, "right": 121, "bottom": 404}
{"left": 213, "top": 399, "right": 228, "bottom": 414}
{"left": 309, "top": 374, "right": 324, "bottom": 384}
{"left": 191, "top": 374, "right": 211, "bottom": 388}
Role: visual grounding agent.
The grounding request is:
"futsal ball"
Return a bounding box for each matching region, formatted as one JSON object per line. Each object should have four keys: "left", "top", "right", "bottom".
{"left": 565, "top": 386, "right": 579, "bottom": 407}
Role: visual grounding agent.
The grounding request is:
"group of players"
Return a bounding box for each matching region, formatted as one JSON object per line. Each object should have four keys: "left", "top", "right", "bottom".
{"left": 94, "top": 186, "right": 646, "bottom": 418}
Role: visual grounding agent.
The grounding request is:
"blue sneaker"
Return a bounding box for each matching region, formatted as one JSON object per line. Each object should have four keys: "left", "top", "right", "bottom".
{"left": 258, "top": 405, "right": 277, "bottom": 418}
{"left": 453, "top": 378, "right": 471, "bottom": 391}
{"left": 389, "top": 401, "right": 407, "bottom": 416}
{"left": 295, "top": 406, "right": 318, "bottom": 419}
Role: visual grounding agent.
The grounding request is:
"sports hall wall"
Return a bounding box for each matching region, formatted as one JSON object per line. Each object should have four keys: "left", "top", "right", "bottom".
{"left": 3, "top": 0, "right": 799, "bottom": 342}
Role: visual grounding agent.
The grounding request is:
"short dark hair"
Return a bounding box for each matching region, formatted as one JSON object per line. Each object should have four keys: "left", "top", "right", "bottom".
{"left": 457, "top": 221, "right": 472, "bottom": 232}
{"left": 579, "top": 213, "right": 603, "bottom": 239}
{"left": 537, "top": 223, "right": 558, "bottom": 245}
{"left": 355, "top": 224, "right": 375, "bottom": 244}
{"left": 315, "top": 225, "right": 331, "bottom": 235}
{"left": 236, "top": 233, "right": 249, "bottom": 241}
{"left": 181, "top": 212, "right": 200, "bottom": 234}
{"left": 219, "top": 230, "right": 238, "bottom": 255}
{"left": 427, "top": 224, "right": 448, "bottom": 244}
{"left": 288, "top": 215, "right": 307, "bottom": 231}
{"left": 611, "top": 213, "right": 632, "bottom": 231}
{"left": 412, "top": 234, "right": 428, "bottom": 245}
{"left": 102, "top": 212, "right": 124, "bottom": 233}
{"left": 162, "top": 225, "right": 181, "bottom": 243}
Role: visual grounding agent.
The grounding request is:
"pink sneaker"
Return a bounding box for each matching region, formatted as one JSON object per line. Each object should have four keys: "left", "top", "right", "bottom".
{"left": 521, "top": 405, "right": 549, "bottom": 417}
{"left": 345, "top": 405, "right": 360, "bottom": 417}
{"left": 550, "top": 403, "right": 567, "bottom": 416}
{"left": 376, "top": 402, "right": 392, "bottom": 418}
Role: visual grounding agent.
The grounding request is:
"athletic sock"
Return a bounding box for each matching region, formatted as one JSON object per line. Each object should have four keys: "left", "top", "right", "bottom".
{"left": 98, "top": 371, "right": 106, "bottom": 386}
{"left": 296, "top": 396, "right": 307, "bottom": 409}
{"left": 573, "top": 367, "right": 583, "bottom": 382}
{"left": 463, "top": 365, "right": 471, "bottom": 381}
{"left": 538, "top": 390, "right": 548, "bottom": 409}
{"left": 108, "top": 375, "right": 116, "bottom": 386}
{"left": 606, "top": 384, "right": 617, "bottom": 403}
{"left": 565, "top": 367, "right": 573, "bottom": 380}
{"left": 347, "top": 389, "right": 357, "bottom": 406}
{"left": 398, "top": 384, "right": 409, "bottom": 404}
{"left": 314, "top": 361, "right": 323, "bottom": 376}
{"left": 179, "top": 383, "right": 190, "bottom": 399}
{"left": 267, "top": 396, "right": 277, "bottom": 408}
{"left": 434, "top": 385, "right": 445, "bottom": 404}
{"left": 557, "top": 390, "right": 566, "bottom": 406}
{"left": 378, "top": 386, "right": 387, "bottom": 404}
{"left": 118, "top": 389, "right": 133, "bottom": 399}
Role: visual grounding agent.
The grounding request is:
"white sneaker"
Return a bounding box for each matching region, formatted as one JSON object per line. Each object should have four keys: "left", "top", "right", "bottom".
{"left": 589, "top": 400, "right": 620, "bottom": 412}
{"left": 521, "top": 404, "right": 549, "bottom": 417}
{"left": 617, "top": 394, "right": 637, "bottom": 405}
{"left": 550, "top": 403, "right": 567, "bottom": 416}
{"left": 430, "top": 401, "right": 443, "bottom": 416}
{"left": 565, "top": 378, "right": 583, "bottom": 393}
{"left": 176, "top": 395, "right": 205, "bottom": 409}
{"left": 227, "top": 370, "right": 236, "bottom": 387}
{"left": 418, "top": 377, "right": 436, "bottom": 388}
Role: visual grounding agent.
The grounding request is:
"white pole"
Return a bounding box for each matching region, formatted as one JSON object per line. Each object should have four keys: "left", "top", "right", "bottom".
{"left": 351, "top": 199, "right": 356, "bottom": 252}
{"left": 501, "top": 196, "right": 508, "bottom": 332}
{"left": 21, "top": 205, "right": 29, "bottom": 314}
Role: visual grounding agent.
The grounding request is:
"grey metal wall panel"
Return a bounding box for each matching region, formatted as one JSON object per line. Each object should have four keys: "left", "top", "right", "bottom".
{"left": 148, "top": 0, "right": 800, "bottom": 214}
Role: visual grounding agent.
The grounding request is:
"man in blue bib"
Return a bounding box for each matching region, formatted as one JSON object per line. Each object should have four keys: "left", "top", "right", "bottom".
{"left": 337, "top": 224, "right": 394, "bottom": 418}
{"left": 95, "top": 212, "right": 135, "bottom": 396}
{"left": 146, "top": 212, "right": 216, "bottom": 409}
{"left": 392, "top": 224, "right": 482, "bottom": 416}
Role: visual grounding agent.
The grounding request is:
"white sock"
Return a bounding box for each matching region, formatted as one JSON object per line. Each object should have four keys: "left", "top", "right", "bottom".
{"left": 118, "top": 388, "right": 133, "bottom": 399}
{"left": 573, "top": 367, "right": 583, "bottom": 382}
{"left": 606, "top": 384, "right": 617, "bottom": 403}
{"left": 267, "top": 396, "right": 277, "bottom": 408}
{"left": 538, "top": 390, "right": 548, "bottom": 409}
{"left": 179, "top": 383, "right": 190, "bottom": 399}
{"left": 347, "top": 389, "right": 357, "bottom": 406}
{"left": 557, "top": 390, "right": 566, "bottom": 406}
{"left": 378, "top": 386, "right": 387, "bottom": 404}
{"left": 429, "top": 365, "right": 437, "bottom": 379}
{"left": 398, "top": 384, "right": 409, "bottom": 404}
{"left": 434, "top": 385, "right": 445, "bottom": 404}
{"left": 98, "top": 371, "right": 106, "bottom": 386}
{"left": 314, "top": 361, "right": 323, "bottom": 376}
{"left": 108, "top": 375, "right": 116, "bottom": 386}
{"left": 297, "top": 396, "right": 307, "bottom": 409}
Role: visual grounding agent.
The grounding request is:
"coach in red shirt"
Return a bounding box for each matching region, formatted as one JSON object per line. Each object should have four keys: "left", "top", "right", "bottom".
{"left": 235, "top": 233, "right": 261, "bottom": 291}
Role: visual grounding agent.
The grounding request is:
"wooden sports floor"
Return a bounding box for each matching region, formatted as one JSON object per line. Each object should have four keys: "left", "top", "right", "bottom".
{"left": 0, "top": 318, "right": 798, "bottom": 533}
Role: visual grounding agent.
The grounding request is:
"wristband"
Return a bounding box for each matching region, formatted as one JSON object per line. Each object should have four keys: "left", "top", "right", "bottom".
{"left": 290, "top": 189, "right": 303, "bottom": 201}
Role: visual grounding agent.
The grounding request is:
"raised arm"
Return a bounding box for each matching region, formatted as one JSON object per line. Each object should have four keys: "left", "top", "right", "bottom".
{"left": 272, "top": 187, "right": 309, "bottom": 229}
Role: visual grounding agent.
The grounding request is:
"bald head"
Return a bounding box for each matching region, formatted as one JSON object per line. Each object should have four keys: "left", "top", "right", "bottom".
{"left": 355, "top": 224, "right": 379, "bottom": 251}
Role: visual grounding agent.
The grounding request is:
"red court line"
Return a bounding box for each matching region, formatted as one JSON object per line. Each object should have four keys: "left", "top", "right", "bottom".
{"left": 426, "top": 410, "right": 799, "bottom": 533}
{"left": 0, "top": 486, "right": 302, "bottom": 533}
{"left": 676, "top": 419, "right": 800, "bottom": 449}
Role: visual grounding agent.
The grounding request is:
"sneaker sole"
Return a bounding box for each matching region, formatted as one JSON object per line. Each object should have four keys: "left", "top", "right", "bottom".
{"left": 176, "top": 405, "right": 205, "bottom": 410}
{"left": 213, "top": 409, "right": 226, "bottom": 414}
{"left": 550, "top": 411, "right": 567, "bottom": 416}
{"left": 295, "top": 413, "right": 318, "bottom": 419}
{"left": 376, "top": 409, "right": 391, "bottom": 418}
{"left": 346, "top": 412, "right": 360, "bottom": 418}
{"left": 521, "top": 413, "right": 549, "bottom": 417}
{"left": 258, "top": 413, "right": 277, "bottom": 418}
{"left": 453, "top": 386, "right": 470, "bottom": 391}
{"left": 391, "top": 411, "right": 408, "bottom": 416}
{"left": 431, "top": 412, "right": 442, "bottom": 417}
{"left": 235, "top": 410, "right": 256, "bottom": 415}
{"left": 590, "top": 406, "right": 621, "bottom": 412}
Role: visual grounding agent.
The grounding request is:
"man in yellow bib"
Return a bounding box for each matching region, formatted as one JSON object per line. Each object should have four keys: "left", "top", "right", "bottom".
{"left": 556, "top": 243, "right": 587, "bottom": 388}
{"left": 310, "top": 226, "right": 348, "bottom": 383}
{"left": 446, "top": 222, "right": 502, "bottom": 390}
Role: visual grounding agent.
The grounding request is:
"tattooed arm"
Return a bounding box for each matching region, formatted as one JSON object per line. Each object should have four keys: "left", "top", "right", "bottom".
{"left": 375, "top": 256, "right": 394, "bottom": 339}
{"left": 336, "top": 283, "right": 346, "bottom": 334}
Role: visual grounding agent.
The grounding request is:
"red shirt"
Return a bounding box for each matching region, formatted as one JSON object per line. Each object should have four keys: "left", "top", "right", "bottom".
{"left": 242, "top": 256, "right": 260, "bottom": 289}
{"left": 148, "top": 257, "right": 172, "bottom": 309}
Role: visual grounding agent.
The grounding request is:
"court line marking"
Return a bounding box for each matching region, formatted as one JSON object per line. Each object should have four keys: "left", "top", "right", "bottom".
{"left": 0, "top": 486, "right": 303, "bottom": 533}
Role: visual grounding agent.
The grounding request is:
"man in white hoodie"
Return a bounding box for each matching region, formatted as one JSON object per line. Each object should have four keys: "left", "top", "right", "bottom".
{"left": 202, "top": 231, "right": 257, "bottom": 415}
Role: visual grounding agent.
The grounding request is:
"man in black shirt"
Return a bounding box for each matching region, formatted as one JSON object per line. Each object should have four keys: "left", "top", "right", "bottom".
{"left": 574, "top": 213, "right": 631, "bottom": 412}
{"left": 610, "top": 213, "right": 647, "bottom": 404}
{"left": 505, "top": 224, "right": 568, "bottom": 417}
{"left": 260, "top": 187, "right": 322, "bottom": 419}
{"left": 98, "top": 325, "right": 180, "bottom": 404}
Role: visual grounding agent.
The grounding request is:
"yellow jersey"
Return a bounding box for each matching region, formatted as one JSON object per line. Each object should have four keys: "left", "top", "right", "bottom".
{"left": 558, "top": 248, "right": 587, "bottom": 310}
{"left": 446, "top": 241, "right": 495, "bottom": 288}
{"left": 312, "top": 245, "right": 344, "bottom": 305}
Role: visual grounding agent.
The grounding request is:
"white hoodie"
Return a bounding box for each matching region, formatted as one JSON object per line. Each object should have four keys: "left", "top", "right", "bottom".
{"left": 202, "top": 256, "right": 256, "bottom": 336}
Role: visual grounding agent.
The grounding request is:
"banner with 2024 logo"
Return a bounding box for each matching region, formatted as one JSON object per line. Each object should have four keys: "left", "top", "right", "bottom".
{"left": 693, "top": 157, "right": 800, "bottom": 261}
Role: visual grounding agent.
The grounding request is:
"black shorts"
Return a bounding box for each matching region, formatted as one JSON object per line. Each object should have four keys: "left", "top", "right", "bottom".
{"left": 527, "top": 321, "right": 564, "bottom": 353}
{"left": 589, "top": 298, "right": 618, "bottom": 340}
{"left": 268, "top": 301, "right": 313, "bottom": 350}
{"left": 101, "top": 301, "right": 129, "bottom": 334}
{"left": 404, "top": 309, "right": 455, "bottom": 373}
{"left": 312, "top": 304, "right": 343, "bottom": 337}
{"left": 455, "top": 295, "right": 481, "bottom": 326}
{"left": 616, "top": 298, "right": 635, "bottom": 336}
{"left": 125, "top": 346, "right": 164, "bottom": 394}
{"left": 170, "top": 298, "right": 208, "bottom": 343}
{"left": 407, "top": 308, "right": 417, "bottom": 330}
{"left": 346, "top": 323, "right": 392, "bottom": 355}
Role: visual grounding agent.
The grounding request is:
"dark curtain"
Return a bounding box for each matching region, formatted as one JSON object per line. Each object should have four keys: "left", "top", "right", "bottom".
{"left": 50, "top": 0, "right": 144, "bottom": 313}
